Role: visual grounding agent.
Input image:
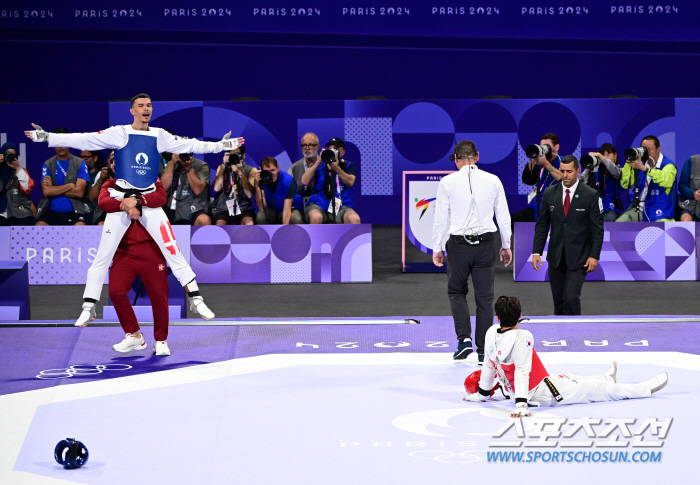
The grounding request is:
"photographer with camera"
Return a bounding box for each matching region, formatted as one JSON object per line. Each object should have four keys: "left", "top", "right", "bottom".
{"left": 35, "top": 128, "right": 92, "bottom": 226}
{"left": 0, "top": 142, "right": 35, "bottom": 226}
{"left": 678, "top": 154, "right": 700, "bottom": 221}
{"left": 580, "top": 143, "right": 622, "bottom": 222}
{"left": 161, "top": 151, "right": 212, "bottom": 225}
{"left": 616, "top": 136, "right": 676, "bottom": 222}
{"left": 254, "top": 156, "right": 304, "bottom": 225}
{"left": 89, "top": 150, "right": 116, "bottom": 225}
{"left": 511, "top": 133, "right": 562, "bottom": 229}
{"left": 301, "top": 137, "right": 360, "bottom": 224}
{"left": 289, "top": 132, "right": 321, "bottom": 206}
{"left": 211, "top": 146, "right": 257, "bottom": 225}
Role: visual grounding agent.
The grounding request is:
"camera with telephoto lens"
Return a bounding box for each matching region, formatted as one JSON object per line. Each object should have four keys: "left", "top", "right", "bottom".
{"left": 321, "top": 148, "right": 339, "bottom": 165}
{"left": 525, "top": 144, "right": 551, "bottom": 159}
{"left": 2, "top": 151, "right": 17, "bottom": 165}
{"left": 179, "top": 153, "right": 193, "bottom": 163}
{"left": 624, "top": 146, "right": 649, "bottom": 163}
{"left": 580, "top": 154, "right": 601, "bottom": 171}
{"left": 259, "top": 169, "right": 274, "bottom": 185}
{"left": 226, "top": 152, "right": 241, "bottom": 167}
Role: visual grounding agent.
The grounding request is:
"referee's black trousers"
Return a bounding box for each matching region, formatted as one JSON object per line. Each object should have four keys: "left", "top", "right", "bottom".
{"left": 548, "top": 249, "right": 587, "bottom": 316}
{"left": 446, "top": 236, "right": 495, "bottom": 354}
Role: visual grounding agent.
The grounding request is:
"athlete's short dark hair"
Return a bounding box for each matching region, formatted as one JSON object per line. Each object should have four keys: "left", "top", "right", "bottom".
{"left": 130, "top": 93, "right": 151, "bottom": 107}
{"left": 495, "top": 296, "right": 522, "bottom": 328}
{"left": 53, "top": 127, "right": 69, "bottom": 134}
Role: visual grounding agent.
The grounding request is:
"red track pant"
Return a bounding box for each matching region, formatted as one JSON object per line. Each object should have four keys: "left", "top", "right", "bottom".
{"left": 109, "top": 239, "right": 170, "bottom": 341}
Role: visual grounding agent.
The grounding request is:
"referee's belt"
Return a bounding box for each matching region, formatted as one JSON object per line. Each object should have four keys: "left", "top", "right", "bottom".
{"left": 449, "top": 232, "right": 495, "bottom": 245}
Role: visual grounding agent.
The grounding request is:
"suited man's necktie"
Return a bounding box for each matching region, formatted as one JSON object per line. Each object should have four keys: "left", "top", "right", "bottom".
{"left": 564, "top": 189, "right": 571, "bottom": 217}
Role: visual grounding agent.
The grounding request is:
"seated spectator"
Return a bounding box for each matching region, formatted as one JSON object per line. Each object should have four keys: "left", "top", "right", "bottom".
{"left": 211, "top": 146, "right": 257, "bottom": 225}
{"left": 289, "top": 132, "right": 321, "bottom": 207}
{"left": 678, "top": 153, "right": 700, "bottom": 221}
{"left": 35, "top": 128, "right": 92, "bottom": 226}
{"left": 161, "top": 152, "right": 211, "bottom": 225}
{"left": 0, "top": 142, "right": 35, "bottom": 226}
{"left": 301, "top": 137, "right": 361, "bottom": 224}
{"left": 89, "top": 150, "right": 115, "bottom": 225}
{"left": 254, "top": 156, "right": 304, "bottom": 225}
{"left": 617, "top": 135, "right": 676, "bottom": 222}
{"left": 80, "top": 150, "right": 103, "bottom": 192}
{"left": 581, "top": 143, "right": 623, "bottom": 222}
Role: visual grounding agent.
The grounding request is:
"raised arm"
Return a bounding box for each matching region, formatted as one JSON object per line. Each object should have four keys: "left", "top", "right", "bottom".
{"left": 158, "top": 130, "right": 244, "bottom": 155}
{"left": 26, "top": 125, "right": 127, "bottom": 151}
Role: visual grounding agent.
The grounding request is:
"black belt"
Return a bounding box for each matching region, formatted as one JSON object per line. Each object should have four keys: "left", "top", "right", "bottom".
{"left": 449, "top": 232, "right": 495, "bottom": 245}
{"left": 543, "top": 377, "right": 563, "bottom": 403}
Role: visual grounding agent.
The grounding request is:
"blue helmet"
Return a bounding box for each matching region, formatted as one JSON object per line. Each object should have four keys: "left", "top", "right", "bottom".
{"left": 54, "top": 438, "right": 89, "bottom": 469}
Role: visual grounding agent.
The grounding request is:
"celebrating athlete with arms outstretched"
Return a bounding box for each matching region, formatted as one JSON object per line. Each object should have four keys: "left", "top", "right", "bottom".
{"left": 463, "top": 296, "right": 668, "bottom": 418}
{"left": 25, "top": 93, "right": 244, "bottom": 327}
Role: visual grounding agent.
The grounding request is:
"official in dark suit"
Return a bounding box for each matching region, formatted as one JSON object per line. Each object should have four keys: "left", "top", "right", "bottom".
{"left": 532, "top": 155, "right": 604, "bottom": 315}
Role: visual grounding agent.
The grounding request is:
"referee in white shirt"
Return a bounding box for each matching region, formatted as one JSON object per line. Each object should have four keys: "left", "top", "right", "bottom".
{"left": 432, "top": 141, "right": 512, "bottom": 364}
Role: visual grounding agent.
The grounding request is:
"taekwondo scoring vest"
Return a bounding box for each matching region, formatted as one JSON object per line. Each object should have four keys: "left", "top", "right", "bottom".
{"left": 486, "top": 328, "right": 549, "bottom": 395}
{"left": 115, "top": 132, "right": 160, "bottom": 189}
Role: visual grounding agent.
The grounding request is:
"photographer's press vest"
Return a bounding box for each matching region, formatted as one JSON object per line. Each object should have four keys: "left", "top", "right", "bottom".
{"left": 679, "top": 155, "right": 700, "bottom": 219}
{"left": 211, "top": 162, "right": 254, "bottom": 215}
{"left": 635, "top": 155, "right": 676, "bottom": 221}
{"left": 37, "top": 155, "right": 92, "bottom": 219}
{"left": 260, "top": 171, "right": 304, "bottom": 213}
{"left": 0, "top": 169, "right": 33, "bottom": 219}
{"left": 166, "top": 158, "right": 210, "bottom": 222}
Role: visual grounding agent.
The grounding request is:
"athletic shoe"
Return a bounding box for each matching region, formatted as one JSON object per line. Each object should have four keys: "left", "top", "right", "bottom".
{"left": 112, "top": 333, "right": 147, "bottom": 353}
{"left": 647, "top": 373, "right": 668, "bottom": 394}
{"left": 466, "top": 352, "right": 485, "bottom": 365}
{"left": 74, "top": 302, "right": 96, "bottom": 327}
{"left": 607, "top": 362, "right": 618, "bottom": 383}
{"left": 189, "top": 296, "right": 215, "bottom": 320}
{"left": 153, "top": 341, "right": 171, "bottom": 356}
{"left": 453, "top": 339, "right": 473, "bottom": 360}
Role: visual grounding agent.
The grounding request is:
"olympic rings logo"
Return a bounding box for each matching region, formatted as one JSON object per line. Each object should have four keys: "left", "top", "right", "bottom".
{"left": 136, "top": 170, "right": 147, "bottom": 175}
{"left": 409, "top": 450, "right": 484, "bottom": 463}
{"left": 36, "top": 364, "right": 132, "bottom": 380}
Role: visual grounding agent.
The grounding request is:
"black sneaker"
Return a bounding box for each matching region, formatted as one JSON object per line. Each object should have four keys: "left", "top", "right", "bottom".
{"left": 478, "top": 353, "right": 485, "bottom": 366}
{"left": 453, "top": 339, "right": 473, "bottom": 360}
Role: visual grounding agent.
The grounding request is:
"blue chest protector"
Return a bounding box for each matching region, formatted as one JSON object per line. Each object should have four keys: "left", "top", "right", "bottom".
{"left": 114, "top": 133, "right": 160, "bottom": 189}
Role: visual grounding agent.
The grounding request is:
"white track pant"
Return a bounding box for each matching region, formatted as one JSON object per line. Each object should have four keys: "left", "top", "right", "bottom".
{"left": 83, "top": 207, "right": 196, "bottom": 301}
{"left": 532, "top": 373, "right": 651, "bottom": 407}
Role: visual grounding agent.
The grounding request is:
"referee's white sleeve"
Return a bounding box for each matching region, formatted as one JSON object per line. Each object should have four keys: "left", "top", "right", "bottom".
{"left": 48, "top": 126, "right": 127, "bottom": 151}
{"left": 432, "top": 181, "right": 449, "bottom": 252}
{"left": 493, "top": 178, "right": 512, "bottom": 249}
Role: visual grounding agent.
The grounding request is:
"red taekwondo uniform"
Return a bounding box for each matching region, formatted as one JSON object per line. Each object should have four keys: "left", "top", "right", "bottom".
{"left": 99, "top": 178, "right": 170, "bottom": 342}
{"left": 468, "top": 325, "right": 667, "bottom": 416}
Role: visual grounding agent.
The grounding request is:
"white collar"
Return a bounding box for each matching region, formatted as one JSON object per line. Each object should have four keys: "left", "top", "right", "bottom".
{"left": 563, "top": 179, "right": 579, "bottom": 195}
{"left": 459, "top": 163, "right": 478, "bottom": 172}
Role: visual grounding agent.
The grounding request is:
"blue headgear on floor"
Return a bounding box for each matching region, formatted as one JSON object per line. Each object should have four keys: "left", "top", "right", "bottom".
{"left": 54, "top": 438, "right": 89, "bottom": 469}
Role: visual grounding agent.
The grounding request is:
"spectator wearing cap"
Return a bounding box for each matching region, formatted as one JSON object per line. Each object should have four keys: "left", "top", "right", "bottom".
{"left": 300, "top": 137, "right": 360, "bottom": 224}
{"left": 0, "top": 142, "right": 35, "bottom": 226}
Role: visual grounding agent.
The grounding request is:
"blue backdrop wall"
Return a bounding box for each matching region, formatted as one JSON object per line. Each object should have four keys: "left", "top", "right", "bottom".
{"left": 2, "top": 97, "right": 699, "bottom": 224}
{"left": 1, "top": 1, "right": 700, "bottom": 103}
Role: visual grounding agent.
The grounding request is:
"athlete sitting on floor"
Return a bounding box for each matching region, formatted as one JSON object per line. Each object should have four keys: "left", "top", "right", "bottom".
{"left": 463, "top": 296, "right": 668, "bottom": 417}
